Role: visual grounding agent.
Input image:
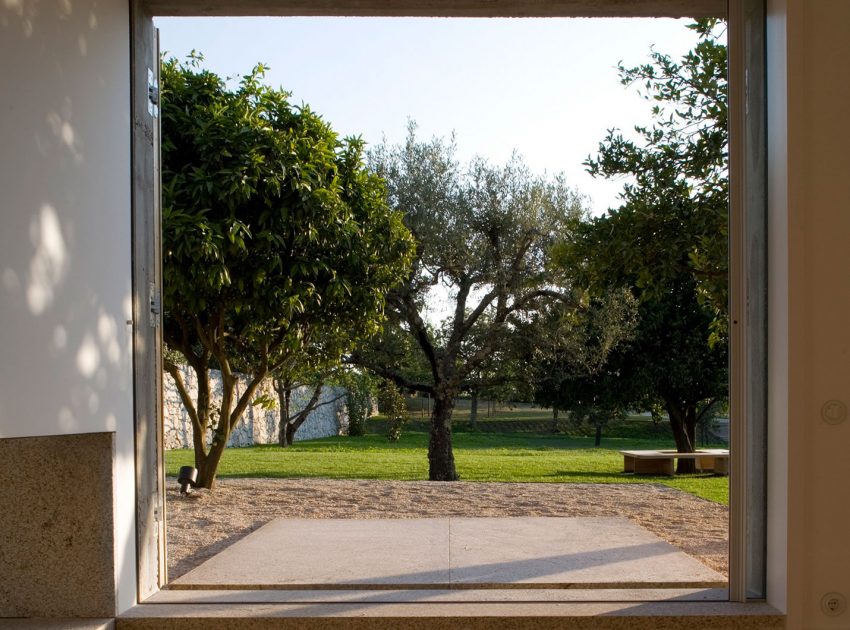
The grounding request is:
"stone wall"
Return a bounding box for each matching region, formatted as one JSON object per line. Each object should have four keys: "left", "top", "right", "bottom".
{"left": 163, "top": 365, "right": 349, "bottom": 449}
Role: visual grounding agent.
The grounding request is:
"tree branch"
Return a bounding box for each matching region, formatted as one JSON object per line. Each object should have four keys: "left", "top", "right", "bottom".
{"left": 164, "top": 361, "right": 201, "bottom": 436}
{"left": 458, "top": 287, "right": 498, "bottom": 340}
{"left": 460, "top": 289, "right": 575, "bottom": 378}
{"left": 400, "top": 291, "right": 439, "bottom": 380}
{"left": 448, "top": 275, "right": 472, "bottom": 348}
{"left": 287, "top": 382, "right": 330, "bottom": 433}
{"left": 228, "top": 370, "right": 269, "bottom": 432}
{"left": 696, "top": 397, "right": 720, "bottom": 423}
{"left": 346, "top": 357, "right": 434, "bottom": 395}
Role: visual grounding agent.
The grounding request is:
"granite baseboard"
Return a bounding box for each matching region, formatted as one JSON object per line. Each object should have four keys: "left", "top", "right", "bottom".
{"left": 0, "top": 433, "right": 116, "bottom": 618}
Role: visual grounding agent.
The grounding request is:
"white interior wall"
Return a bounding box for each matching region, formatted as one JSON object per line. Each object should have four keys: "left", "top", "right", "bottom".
{"left": 791, "top": 0, "right": 850, "bottom": 626}
{"left": 0, "top": 0, "right": 137, "bottom": 613}
{"left": 769, "top": 0, "right": 850, "bottom": 626}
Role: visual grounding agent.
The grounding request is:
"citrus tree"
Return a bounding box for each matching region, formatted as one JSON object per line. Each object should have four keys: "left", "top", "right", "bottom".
{"left": 161, "top": 56, "right": 413, "bottom": 488}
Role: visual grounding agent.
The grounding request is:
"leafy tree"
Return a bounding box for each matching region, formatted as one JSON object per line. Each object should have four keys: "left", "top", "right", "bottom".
{"left": 583, "top": 19, "right": 728, "bottom": 332}
{"left": 532, "top": 294, "right": 637, "bottom": 441}
{"left": 615, "top": 277, "right": 728, "bottom": 472}
{"left": 344, "top": 370, "right": 375, "bottom": 437}
{"left": 357, "top": 124, "right": 586, "bottom": 481}
{"left": 537, "top": 278, "right": 725, "bottom": 467}
{"left": 377, "top": 380, "right": 409, "bottom": 442}
{"left": 161, "top": 56, "right": 413, "bottom": 488}
{"left": 552, "top": 20, "right": 730, "bottom": 473}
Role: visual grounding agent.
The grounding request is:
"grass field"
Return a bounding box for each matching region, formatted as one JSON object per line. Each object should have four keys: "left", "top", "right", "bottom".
{"left": 166, "top": 415, "right": 729, "bottom": 504}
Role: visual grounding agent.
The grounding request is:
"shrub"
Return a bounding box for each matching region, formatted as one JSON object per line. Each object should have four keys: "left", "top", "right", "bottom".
{"left": 345, "top": 372, "right": 373, "bottom": 437}
{"left": 378, "top": 381, "right": 409, "bottom": 442}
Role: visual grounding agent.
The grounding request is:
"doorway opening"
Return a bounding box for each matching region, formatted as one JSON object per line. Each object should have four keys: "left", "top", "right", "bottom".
{"left": 131, "top": 0, "right": 766, "bottom": 607}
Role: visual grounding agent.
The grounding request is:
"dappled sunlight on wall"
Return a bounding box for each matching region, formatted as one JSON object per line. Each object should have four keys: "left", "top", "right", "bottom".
{"left": 26, "top": 204, "right": 70, "bottom": 315}
{"left": 0, "top": 198, "right": 133, "bottom": 437}
{"left": 46, "top": 104, "right": 85, "bottom": 164}
{"left": 0, "top": 0, "right": 131, "bottom": 441}
{"left": 1, "top": 0, "right": 98, "bottom": 41}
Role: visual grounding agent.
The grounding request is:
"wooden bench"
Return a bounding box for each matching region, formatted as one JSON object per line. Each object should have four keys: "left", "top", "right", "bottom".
{"left": 620, "top": 449, "right": 730, "bottom": 476}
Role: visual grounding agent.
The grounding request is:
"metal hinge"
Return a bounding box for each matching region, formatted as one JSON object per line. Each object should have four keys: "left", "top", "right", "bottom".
{"left": 147, "top": 68, "right": 159, "bottom": 118}
{"left": 149, "top": 282, "right": 161, "bottom": 328}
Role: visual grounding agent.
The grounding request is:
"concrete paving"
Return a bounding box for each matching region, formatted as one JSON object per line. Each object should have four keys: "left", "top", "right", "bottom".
{"left": 171, "top": 517, "right": 725, "bottom": 589}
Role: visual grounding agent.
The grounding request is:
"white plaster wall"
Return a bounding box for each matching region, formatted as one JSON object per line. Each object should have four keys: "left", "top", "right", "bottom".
{"left": 769, "top": 0, "right": 850, "bottom": 626}
{"left": 0, "top": 0, "right": 136, "bottom": 614}
{"left": 0, "top": 0, "right": 132, "bottom": 440}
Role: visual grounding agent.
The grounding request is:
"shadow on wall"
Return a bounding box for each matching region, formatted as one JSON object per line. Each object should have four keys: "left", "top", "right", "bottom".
{"left": 163, "top": 364, "right": 350, "bottom": 449}
{"left": 1, "top": 0, "right": 132, "bottom": 439}
{"left": 0, "top": 200, "right": 133, "bottom": 437}
{"left": 1, "top": 0, "right": 99, "bottom": 45}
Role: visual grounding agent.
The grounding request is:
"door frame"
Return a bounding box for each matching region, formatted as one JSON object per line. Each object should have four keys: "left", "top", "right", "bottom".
{"left": 131, "top": 0, "right": 166, "bottom": 601}
{"left": 131, "top": 0, "right": 768, "bottom": 603}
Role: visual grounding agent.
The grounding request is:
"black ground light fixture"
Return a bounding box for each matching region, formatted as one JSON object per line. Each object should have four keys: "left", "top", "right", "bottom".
{"left": 178, "top": 466, "right": 198, "bottom": 494}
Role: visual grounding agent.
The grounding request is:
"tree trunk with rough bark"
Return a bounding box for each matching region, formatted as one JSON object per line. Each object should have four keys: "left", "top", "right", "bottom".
{"left": 594, "top": 423, "right": 603, "bottom": 447}
{"left": 276, "top": 380, "right": 326, "bottom": 447}
{"left": 189, "top": 366, "right": 212, "bottom": 477}
{"left": 190, "top": 366, "right": 266, "bottom": 489}
{"left": 666, "top": 400, "right": 698, "bottom": 474}
{"left": 551, "top": 407, "right": 559, "bottom": 433}
{"left": 285, "top": 422, "right": 298, "bottom": 446}
{"left": 428, "top": 392, "right": 458, "bottom": 481}
{"left": 276, "top": 381, "right": 292, "bottom": 447}
{"left": 196, "top": 441, "right": 227, "bottom": 489}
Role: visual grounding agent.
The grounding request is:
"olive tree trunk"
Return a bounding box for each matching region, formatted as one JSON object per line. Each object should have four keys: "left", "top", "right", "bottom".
{"left": 428, "top": 392, "right": 458, "bottom": 481}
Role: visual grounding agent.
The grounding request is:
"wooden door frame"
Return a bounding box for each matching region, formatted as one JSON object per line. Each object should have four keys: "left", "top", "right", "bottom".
{"left": 131, "top": 0, "right": 166, "bottom": 601}
{"left": 131, "top": 0, "right": 769, "bottom": 604}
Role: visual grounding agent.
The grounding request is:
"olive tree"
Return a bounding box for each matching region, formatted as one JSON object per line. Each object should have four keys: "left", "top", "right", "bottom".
{"left": 359, "top": 125, "right": 585, "bottom": 481}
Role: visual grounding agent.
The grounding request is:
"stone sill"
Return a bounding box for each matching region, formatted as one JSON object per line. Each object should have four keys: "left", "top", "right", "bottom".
{"left": 118, "top": 591, "right": 784, "bottom": 629}
{"left": 0, "top": 620, "right": 114, "bottom": 629}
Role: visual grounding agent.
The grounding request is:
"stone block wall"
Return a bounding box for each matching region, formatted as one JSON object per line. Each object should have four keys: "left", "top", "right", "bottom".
{"left": 163, "top": 365, "right": 349, "bottom": 449}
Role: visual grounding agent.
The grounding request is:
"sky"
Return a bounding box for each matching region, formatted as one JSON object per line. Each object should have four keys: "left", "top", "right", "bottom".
{"left": 155, "top": 16, "right": 704, "bottom": 217}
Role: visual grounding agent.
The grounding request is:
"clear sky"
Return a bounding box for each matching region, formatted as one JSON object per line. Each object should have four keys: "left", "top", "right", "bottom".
{"left": 155, "top": 17, "right": 702, "bottom": 216}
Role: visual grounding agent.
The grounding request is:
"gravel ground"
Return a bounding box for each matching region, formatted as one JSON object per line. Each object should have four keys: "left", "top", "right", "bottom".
{"left": 165, "top": 478, "right": 728, "bottom": 582}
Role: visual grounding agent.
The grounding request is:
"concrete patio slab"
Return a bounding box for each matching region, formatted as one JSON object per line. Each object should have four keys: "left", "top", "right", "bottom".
{"left": 172, "top": 518, "right": 450, "bottom": 586}
{"left": 449, "top": 517, "right": 722, "bottom": 586}
{"left": 171, "top": 517, "right": 725, "bottom": 589}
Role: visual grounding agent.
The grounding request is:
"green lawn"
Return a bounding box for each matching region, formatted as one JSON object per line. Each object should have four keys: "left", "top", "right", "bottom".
{"left": 166, "top": 427, "right": 729, "bottom": 505}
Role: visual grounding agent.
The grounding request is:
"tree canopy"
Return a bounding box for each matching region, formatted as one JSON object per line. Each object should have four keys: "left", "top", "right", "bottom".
{"left": 357, "top": 124, "right": 589, "bottom": 480}
{"left": 552, "top": 20, "right": 729, "bottom": 471}
{"left": 580, "top": 19, "right": 728, "bottom": 332}
{"left": 161, "top": 56, "right": 413, "bottom": 488}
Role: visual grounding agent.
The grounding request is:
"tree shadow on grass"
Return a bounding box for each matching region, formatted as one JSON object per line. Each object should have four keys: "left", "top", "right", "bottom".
{"left": 540, "top": 470, "right": 722, "bottom": 483}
